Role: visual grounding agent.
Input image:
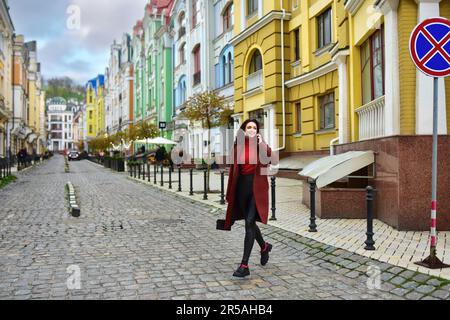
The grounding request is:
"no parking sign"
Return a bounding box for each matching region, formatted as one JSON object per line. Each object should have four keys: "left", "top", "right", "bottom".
{"left": 409, "top": 17, "right": 450, "bottom": 269}
{"left": 409, "top": 17, "right": 450, "bottom": 77}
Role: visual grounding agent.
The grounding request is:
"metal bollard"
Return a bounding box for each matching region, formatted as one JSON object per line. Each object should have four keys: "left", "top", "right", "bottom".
{"left": 270, "top": 176, "right": 277, "bottom": 221}
{"left": 220, "top": 170, "right": 225, "bottom": 205}
{"left": 160, "top": 164, "right": 164, "bottom": 187}
{"left": 168, "top": 166, "right": 172, "bottom": 189}
{"left": 364, "top": 186, "right": 376, "bottom": 250}
{"left": 189, "top": 168, "right": 194, "bottom": 196}
{"left": 178, "top": 166, "right": 182, "bottom": 192}
{"left": 142, "top": 163, "right": 146, "bottom": 181}
{"left": 138, "top": 163, "right": 141, "bottom": 179}
{"left": 154, "top": 163, "right": 157, "bottom": 184}
{"left": 203, "top": 169, "right": 208, "bottom": 200}
{"left": 147, "top": 163, "right": 151, "bottom": 182}
{"left": 309, "top": 180, "right": 317, "bottom": 232}
{"left": 133, "top": 164, "right": 137, "bottom": 178}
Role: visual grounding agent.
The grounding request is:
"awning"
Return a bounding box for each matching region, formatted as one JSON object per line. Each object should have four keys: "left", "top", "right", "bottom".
{"left": 299, "top": 151, "right": 374, "bottom": 189}
{"left": 27, "top": 133, "right": 38, "bottom": 144}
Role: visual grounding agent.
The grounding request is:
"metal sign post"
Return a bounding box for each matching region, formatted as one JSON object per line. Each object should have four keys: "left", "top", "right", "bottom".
{"left": 409, "top": 17, "right": 450, "bottom": 269}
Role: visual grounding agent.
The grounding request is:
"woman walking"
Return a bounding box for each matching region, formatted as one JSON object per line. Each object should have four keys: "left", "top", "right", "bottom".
{"left": 217, "top": 119, "right": 273, "bottom": 277}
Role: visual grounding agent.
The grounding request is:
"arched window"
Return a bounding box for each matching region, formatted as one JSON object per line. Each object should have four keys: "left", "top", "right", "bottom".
{"left": 223, "top": 3, "right": 233, "bottom": 32}
{"left": 249, "top": 50, "right": 262, "bottom": 74}
{"left": 179, "top": 42, "right": 186, "bottom": 65}
{"left": 228, "top": 52, "right": 233, "bottom": 83}
{"left": 223, "top": 55, "right": 228, "bottom": 85}
{"left": 193, "top": 45, "right": 201, "bottom": 85}
{"left": 178, "top": 11, "right": 186, "bottom": 38}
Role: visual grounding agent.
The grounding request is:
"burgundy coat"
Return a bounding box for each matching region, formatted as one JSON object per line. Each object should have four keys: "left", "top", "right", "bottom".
{"left": 222, "top": 140, "right": 272, "bottom": 230}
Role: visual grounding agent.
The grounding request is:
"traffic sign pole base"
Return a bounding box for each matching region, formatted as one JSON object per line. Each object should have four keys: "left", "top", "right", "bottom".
{"left": 415, "top": 255, "right": 450, "bottom": 269}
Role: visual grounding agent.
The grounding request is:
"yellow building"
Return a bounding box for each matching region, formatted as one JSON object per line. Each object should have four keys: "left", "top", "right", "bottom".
{"left": 231, "top": 0, "right": 340, "bottom": 158}
{"left": 85, "top": 75, "right": 105, "bottom": 140}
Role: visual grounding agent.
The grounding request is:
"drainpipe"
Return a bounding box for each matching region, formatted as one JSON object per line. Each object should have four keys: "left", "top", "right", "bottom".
{"left": 329, "top": 137, "right": 339, "bottom": 156}
{"left": 274, "top": 0, "right": 286, "bottom": 152}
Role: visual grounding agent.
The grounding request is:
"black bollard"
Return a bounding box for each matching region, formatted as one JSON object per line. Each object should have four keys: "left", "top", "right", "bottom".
{"left": 142, "top": 163, "right": 146, "bottom": 181}
{"left": 203, "top": 169, "right": 208, "bottom": 200}
{"left": 138, "top": 163, "right": 141, "bottom": 179}
{"left": 168, "top": 166, "right": 172, "bottom": 189}
{"left": 270, "top": 176, "right": 277, "bottom": 221}
{"left": 178, "top": 166, "right": 182, "bottom": 192}
{"left": 147, "top": 163, "right": 151, "bottom": 182}
{"left": 364, "top": 186, "right": 376, "bottom": 250}
{"left": 154, "top": 163, "right": 157, "bottom": 184}
{"left": 309, "top": 180, "right": 317, "bottom": 232}
{"left": 133, "top": 164, "right": 137, "bottom": 178}
{"left": 160, "top": 164, "right": 164, "bottom": 187}
{"left": 220, "top": 170, "right": 225, "bottom": 205}
{"left": 189, "top": 168, "right": 193, "bottom": 196}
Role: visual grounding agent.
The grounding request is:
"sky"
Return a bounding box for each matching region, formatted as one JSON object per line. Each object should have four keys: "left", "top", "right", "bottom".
{"left": 9, "top": 0, "right": 148, "bottom": 85}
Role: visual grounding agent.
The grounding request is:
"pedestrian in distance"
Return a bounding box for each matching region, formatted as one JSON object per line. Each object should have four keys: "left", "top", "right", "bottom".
{"left": 217, "top": 119, "right": 273, "bottom": 278}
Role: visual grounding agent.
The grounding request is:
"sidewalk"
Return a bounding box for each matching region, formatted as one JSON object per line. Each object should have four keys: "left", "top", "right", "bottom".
{"left": 126, "top": 167, "right": 450, "bottom": 280}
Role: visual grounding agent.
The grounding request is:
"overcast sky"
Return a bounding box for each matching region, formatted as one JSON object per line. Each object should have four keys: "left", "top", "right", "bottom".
{"left": 9, "top": 0, "right": 148, "bottom": 85}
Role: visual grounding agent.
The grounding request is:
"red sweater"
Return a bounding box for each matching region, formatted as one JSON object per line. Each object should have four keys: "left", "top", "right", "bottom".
{"left": 239, "top": 137, "right": 257, "bottom": 175}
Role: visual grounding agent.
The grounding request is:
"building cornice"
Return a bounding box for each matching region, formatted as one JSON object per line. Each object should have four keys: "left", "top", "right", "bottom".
{"left": 344, "top": 0, "right": 365, "bottom": 16}
{"left": 285, "top": 61, "right": 338, "bottom": 88}
{"left": 230, "top": 10, "right": 292, "bottom": 46}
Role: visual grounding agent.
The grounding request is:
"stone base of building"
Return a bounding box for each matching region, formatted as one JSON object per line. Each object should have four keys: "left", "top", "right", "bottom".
{"left": 324, "top": 135, "right": 450, "bottom": 231}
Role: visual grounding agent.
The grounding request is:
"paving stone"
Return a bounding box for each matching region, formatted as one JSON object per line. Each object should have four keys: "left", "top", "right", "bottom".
{"left": 412, "top": 274, "right": 431, "bottom": 283}
{"left": 390, "top": 276, "right": 407, "bottom": 286}
{"left": 426, "top": 278, "right": 442, "bottom": 287}
{"left": 430, "top": 289, "right": 450, "bottom": 300}
{"left": 416, "top": 285, "right": 436, "bottom": 294}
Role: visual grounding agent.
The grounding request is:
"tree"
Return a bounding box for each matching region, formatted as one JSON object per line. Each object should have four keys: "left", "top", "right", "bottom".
{"left": 180, "top": 91, "right": 232, "bottom": 191}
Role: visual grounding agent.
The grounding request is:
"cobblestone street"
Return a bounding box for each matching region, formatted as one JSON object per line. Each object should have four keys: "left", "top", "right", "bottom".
{"left": 0, "top": 156, "right": 449, "bottom": 300}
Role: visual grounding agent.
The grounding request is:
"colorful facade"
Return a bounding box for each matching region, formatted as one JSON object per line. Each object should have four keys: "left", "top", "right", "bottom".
{"left": 85, "top": 75, "right": 105, "bottom": 140}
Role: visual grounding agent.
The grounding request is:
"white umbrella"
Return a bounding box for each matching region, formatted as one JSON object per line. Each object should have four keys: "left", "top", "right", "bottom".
{"left": 146, "top": 137, "right": 177, "bottom": 145}
{"left": 134, "top": 138, "right": 153, "bottom": 144}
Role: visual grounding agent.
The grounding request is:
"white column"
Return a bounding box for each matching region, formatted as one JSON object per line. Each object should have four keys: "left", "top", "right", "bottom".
{"left": 377, "top": 0, "right": 400, "bottom": 136}
{"left": 258, "top": 0, "right": 263, "bottom": 19}
{"left": 332, "top": 51, "right": 350, "bottom": 143}
{"left": 415, "top": 0, "right": 447, "bottom": 134}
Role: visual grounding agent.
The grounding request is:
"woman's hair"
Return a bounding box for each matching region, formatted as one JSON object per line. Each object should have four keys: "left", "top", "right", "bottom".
{"left": 239, "top": 119, "right": 260, "bottom": 133}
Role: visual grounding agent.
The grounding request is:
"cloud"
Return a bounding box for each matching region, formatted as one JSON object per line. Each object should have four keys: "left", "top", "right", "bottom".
{"left": 8, "top": 0, "right": 148, "bottom": 84}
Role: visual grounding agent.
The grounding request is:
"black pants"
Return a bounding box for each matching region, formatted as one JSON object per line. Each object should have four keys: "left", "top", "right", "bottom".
{"left": 236, "top": 174, "right": 265, "bottom": 265}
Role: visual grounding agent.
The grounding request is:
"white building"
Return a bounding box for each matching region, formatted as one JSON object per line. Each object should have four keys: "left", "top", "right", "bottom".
{"left": 171, "top": 0, "right": 235, "bottom": 160}
{"left": 105, "top": 33, "right": 134, "bottom": 135}
{"left": 47, "top": 97, "right": 74, "bottom": 152}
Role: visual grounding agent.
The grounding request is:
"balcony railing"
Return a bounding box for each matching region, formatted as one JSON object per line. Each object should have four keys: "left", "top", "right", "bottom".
{"left": 355, "top": 95, "right": 385, "bottom": 141}
{"left": 193, "top": 71, "right": 201, "bottom": 86}
{"left": 246, "top": 69, "right": 263, "bottom": 92}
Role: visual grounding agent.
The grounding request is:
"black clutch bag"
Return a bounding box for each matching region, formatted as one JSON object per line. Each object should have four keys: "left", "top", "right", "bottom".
{"left": 216, "top": 219, "right": 231, "bottom": 231}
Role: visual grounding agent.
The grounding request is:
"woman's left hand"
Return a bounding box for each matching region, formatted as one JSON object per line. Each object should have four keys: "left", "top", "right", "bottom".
{"left": 256, "top": 134, "right": 263, "bottom": 144}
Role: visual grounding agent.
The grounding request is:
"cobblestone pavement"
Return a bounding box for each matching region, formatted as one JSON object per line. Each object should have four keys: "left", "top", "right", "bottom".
{"left": 0, "top": 156, "right": 449, "bottom": 300}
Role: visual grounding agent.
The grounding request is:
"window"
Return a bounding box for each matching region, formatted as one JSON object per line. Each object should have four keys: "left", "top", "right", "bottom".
{"left": 249, "top": 50, "right": 262, "bottom": 74}
{"left": 361, "top": 26, "right": 385, "bottom": 105}
{"left": 295, "top": 103, "right": 301, "bottom": 133}
{"left": 192, "top": 0, "right": 199, "bottom": 28}
{"left": 228, "top": 52, "right": 234, "bottom": 83}
{"left": 223, "top": 3, "right": 233, "bottom": 32}
{"left": 193, "top": 45, "right": 201, "bottom": 85}
{"left": 320, "top": 93, "right": 335, "bottom": 130}
{"left": 294, "top": 29, "right": 300, "bottom": 61}
{"left": 179, "top": 43, "right": 186, "bottom": 65}
{"left": 247, "top": 0, "right": 258, "bottom": 16}
{"left": 89, "top": 125, "right": 93, "bottom": 134}
{"left": 178, "top": 12, "right": 186, "bottom": 38}
{"left": 317, "top": 8, "right": 332, "bottom": 49}
{"left": 89, "top": 111, "right": 93, "bottom": 119}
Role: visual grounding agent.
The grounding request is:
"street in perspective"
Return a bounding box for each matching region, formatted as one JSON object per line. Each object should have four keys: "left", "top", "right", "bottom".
{"left": 0, "top": 0, "right": 450, "bottom": 303}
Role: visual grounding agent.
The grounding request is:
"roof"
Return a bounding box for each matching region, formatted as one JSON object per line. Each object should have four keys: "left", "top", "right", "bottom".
{"left": 299, "top": 151, "right": 375, "bottom": 189}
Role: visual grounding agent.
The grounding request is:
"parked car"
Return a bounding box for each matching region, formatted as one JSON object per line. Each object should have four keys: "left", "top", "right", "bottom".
{"left": 68, "top": 150, "right": 80, "bottom": 161}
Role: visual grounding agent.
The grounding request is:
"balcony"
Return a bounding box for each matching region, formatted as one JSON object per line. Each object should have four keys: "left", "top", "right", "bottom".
{"left": 244, "top": 70, "right": 263, "bottom": 97}
{"left": 193, "top": 71, "right": 201, "bottom": 86}
{"left": 355, "top": 95, "right": 385, "bottom": 141}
